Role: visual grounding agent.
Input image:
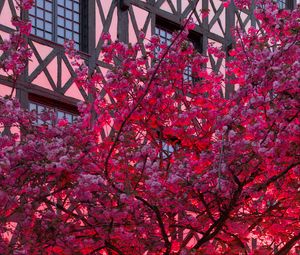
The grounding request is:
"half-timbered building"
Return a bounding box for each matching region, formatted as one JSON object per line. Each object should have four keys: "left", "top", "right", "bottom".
{"left": 0, "top": 0, "right": 298, "bottom": 251}
{"left": 0, "top": 0, "right": 296, "bottom": 112}
{"left": 0, "top": 0, "right": 297, "bottom": 113}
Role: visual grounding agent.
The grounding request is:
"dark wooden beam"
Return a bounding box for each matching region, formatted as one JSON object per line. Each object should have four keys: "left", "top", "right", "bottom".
{"left": 128, "top": 0, "right": 225, "bottom": 43}
{"left": 118, "top": 0, "right": 129, "bottom": 43}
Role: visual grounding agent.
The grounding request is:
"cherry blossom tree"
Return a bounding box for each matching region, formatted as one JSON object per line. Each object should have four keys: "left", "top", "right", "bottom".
{"left": 0, "top": 0, "right": 299, "bottom": 254}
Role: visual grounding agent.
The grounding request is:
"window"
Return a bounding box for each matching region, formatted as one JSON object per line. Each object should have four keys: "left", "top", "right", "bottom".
{"left": 162, "top": 141, "right": 176, "bottom": 159}
{"left": 29, "top": 102, "right": 77, "bottom": 125}
{"left": 155, "top": 25, "right": 172, "bottom": 46}
{"left": 155, "top": 17, "right": 202, "bottom": 83}
{"left": 275, "top": 0, "right": 294, "bottom": 9}
{"left": 29, "top": 0, "right": 82, "bottom": 50}
{"left": 183, "top": 65, "right": 193, "bottom": 82}
{"left": 28, "top": 94, "right": 78, "bottom": 125}
{"left": 276, "top": 0, "right": 287, "bottom": 9}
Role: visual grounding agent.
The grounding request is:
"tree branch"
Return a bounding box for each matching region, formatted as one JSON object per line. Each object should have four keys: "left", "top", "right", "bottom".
{"left": 256, "top": 162, "right": 299, "bottom": 191}
{"left": 135, "top": 195, "right": 171, "bottom": 254}
{"left": 276, "top": 232, "right": 300, "bottom": 255}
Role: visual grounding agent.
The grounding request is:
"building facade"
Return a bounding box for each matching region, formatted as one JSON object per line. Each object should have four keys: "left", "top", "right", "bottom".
{"left": 0, "top": 0, "right": 297, "bottom": 117}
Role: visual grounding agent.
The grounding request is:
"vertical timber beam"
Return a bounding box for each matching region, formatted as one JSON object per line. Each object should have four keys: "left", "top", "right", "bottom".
{"left": 0, "top": 0, "right": 5, "bottom": 14}
{"left": 177, "top": 0, "right": 181, "bottom": 15}
{"left": 87, "top": 0, "right": 96, "bottom": 104}
{"left": 16, "top": 86, "right": 29, "bottom": 108}
{"left": 287, "top": 0, "right": 297, "bottom": 9}
{"left": 202, "top": 0, "right": 209, "bottom": 55}
{"left": 225, "top": 0, "right": 235, "bottom": 99}
{"left": 250, "top": 0, "right": 256, "bottom": 27}
{"left": 81, "top": 0, "right": 92, "bottom": 53}
{"left": 148, "top": 0, "right": 156, "bottom": 35}
{"left": 17, "top": 6, "right": 29, "bottom": 106}
{"left": 118, "top": 0, "right": 129, "bottom": 43}
{"left": 87, "top": 1, "right": 96, "bottom": 63}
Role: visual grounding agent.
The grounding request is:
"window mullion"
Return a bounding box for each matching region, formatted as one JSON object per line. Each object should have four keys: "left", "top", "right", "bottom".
{"left": 53, "top": 0, "right": 58, "bottom": 43}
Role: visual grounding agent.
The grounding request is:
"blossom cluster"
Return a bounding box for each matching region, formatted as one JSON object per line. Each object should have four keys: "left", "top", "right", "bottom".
{"left": 0, "top": 0, "right": 299, "bottom": 254}
{"left": 0, "top": 3, "right": 32, "bottom": 82}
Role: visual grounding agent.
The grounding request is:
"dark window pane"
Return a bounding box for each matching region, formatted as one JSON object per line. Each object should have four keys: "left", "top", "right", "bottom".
{"left": 66, "top": 30, "right": 72, "bottom": 39}
{"left": 37, "top": 105, "right": 46, "bottom": 113}
{"left": 58, "top": 6, "right": 64, "bottom": 16}
{"left": 74, "top": 33, "right": 79, "bottom": 42}
{"left": 31, "top": 18, "right": 36, "bottom": 26}
{"left": 29, "top": 8, "right": 35, "bottom": 14}
{"left": 277, "top": 0, "right": 285, "bottom": 9}
{"left": 37, "top": 8, "right": 44, "bottom": 18}
{"left": 57, "top": 37, "right": 65, "bottom": 44}
{"left": 66, "top": 10, "right": 72, "bottom": 19}
{"left": 74, "top": 23, "right": 79, "bottom": 32}
{"left": 36, "top": 0, "right": 44, "bottom": 8}
{"left": 57, "top": 111, "right": 65, "bottom": 119}
{"left": 45, "top": 22, "right": 52, "bottom": 32}
{"left": 45, "top": 12, "right": 52, "bottom": 21}
{"left": 74, "top": 2, "right": 79, "bottom": 11}
{"left": 45, "top": 32, "right": 52, "bottom": 40}
{"left": 36, "top": 29, "right": 44, "bottom": 37}
{"left": 66, "top": 20, "right": 72, "bottom": 29}
{"left": 65, "top": 113, "right": 72, "bottom": 122}
{"left": 58, "top": 17, "right": 64, "bottom": 26}
{"left": 73, "top": 13, "right": 79, "bottom": 22}
{"left": 29, "top": 103, "right": 36, "bottom": 111}
{"left": 66, "top": 0, "right": 72, "bottom": 9}
{"left": 45, "top": 1, "right": 52, "bottom": 10}
{"left": 58, "top": 27, "right": 64, "bottom": 36}
{"left": 37, "top": 19, "right": 44, "bottom": 28}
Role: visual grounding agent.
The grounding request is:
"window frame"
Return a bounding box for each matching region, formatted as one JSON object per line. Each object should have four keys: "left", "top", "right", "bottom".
{"left": 275, "top": 0, "right": 295, "bottom": 9}
{"left": 155, "top": 16, "right": 202, "bottom": 51}
{"left": 28, "top": 0, "right": 88, "bottom": 51}
{"left": 28, "top": 93, "right": 79, "bottom": 125}
{"left": 154, "top": 16, "right": 203, "bottom": 83}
